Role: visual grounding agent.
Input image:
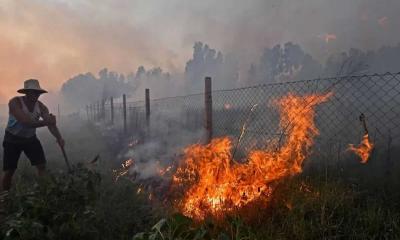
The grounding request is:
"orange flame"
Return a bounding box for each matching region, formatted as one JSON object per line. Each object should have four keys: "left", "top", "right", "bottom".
{"left": 348, "top": 134, "right": 374, "bottom": 163}
{"left": 171, "top": 92, "right": 332, "bottom": 220}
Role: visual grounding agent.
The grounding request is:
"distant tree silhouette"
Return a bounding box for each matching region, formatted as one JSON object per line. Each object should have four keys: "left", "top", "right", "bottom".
{"left": 185, "top": 42, "right": 238, "bottom": 93}
{"left": 247, "top": 42, "right": 322, "bottom": 85}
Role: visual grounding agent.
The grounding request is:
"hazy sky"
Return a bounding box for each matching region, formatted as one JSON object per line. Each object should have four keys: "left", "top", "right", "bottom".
{"left": 1, "top": 0, "right": 399, "bottom": 103}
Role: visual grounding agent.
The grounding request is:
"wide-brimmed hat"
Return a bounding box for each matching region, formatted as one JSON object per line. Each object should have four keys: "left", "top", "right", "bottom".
{"left": 17, "top": 79, "right": 48, "bottom": 94}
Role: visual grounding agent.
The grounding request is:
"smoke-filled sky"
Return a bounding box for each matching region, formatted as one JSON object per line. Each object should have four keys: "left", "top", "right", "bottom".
{"left": 1, "top": 0, "right": 399, "bottom": 103}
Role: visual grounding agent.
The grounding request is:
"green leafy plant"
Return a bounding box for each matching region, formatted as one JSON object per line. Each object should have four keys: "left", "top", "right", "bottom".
{"left": 1, "top": 164, "right": 154, "bottom": 240}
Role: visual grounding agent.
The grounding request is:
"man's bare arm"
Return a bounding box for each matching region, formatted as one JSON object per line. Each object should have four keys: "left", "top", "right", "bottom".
{"left": 39, "top": 102, "right": 64, "bottom": 146}
{"left": 9, "top": 98, "right": 52, "bottom": 128}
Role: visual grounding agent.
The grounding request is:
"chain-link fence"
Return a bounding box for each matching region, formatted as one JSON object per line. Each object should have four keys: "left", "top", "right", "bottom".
{"left": 212, "top": 73, "right": 400, "bottom": 164}
{"left": 88, "top": 72, "right": 400, "bottom": 166}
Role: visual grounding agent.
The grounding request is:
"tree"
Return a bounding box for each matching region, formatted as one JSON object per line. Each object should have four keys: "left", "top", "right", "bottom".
{"left": 248, "top": 42, "right": 323, "bottom": 85}
{"left": 185, "top": 42, "right": 238, "bottom": 93}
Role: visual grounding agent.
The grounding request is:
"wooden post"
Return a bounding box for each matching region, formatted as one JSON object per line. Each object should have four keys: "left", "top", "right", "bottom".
{"left": 205, "top": 77, "right": 213, "bottom": 143}
{"left": 102, "top": 99, "right": 105, "bottom": 120}
{"left": 145, "top": 89, "right": 150, "bottom": 128}
{"left": 91, "top": 104, "right": 94, "bottom": 120}
{"left": 89, "top": 104, "right": 92, "bottom": 120}
{"left": 123, "top": 94, "right": 127, "bottom": 133}
{"left": 92, "top": 104, "right": 95, "bottom": 120}
{"left": 110, "top": 97, "right": 114, "bottom": 124}
{"left": 86, "top": 105, "right": 89, "bottom": 121}
{"left": 97, "top": 101, "right": 100, "bottom": 121}
{"left": 94, "top": 102, "right": 97, "bottom": 120}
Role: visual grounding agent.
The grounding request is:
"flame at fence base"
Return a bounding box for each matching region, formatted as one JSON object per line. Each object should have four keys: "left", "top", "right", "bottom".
{"left": 348, "top": 134, "right": 374, "bottom": 163}
{"left": 171, "top": 92, "right": 332, "bottom": 220}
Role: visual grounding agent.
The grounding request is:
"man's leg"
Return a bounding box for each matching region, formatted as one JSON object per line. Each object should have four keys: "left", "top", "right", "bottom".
{"left": 35, "top": 163, "right": 46, "bottom": 176}
{"left": 2, "top": 141, "right": 21, "bottom": 191}
{"left": 2, "top": 170, "right": 16, "bottom": 191}
{"left": 23, "top": 138, "right": 47, "bottom": 176}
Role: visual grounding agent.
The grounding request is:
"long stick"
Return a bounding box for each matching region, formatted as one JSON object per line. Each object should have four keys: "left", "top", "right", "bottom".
{"left": 232, "top": 103, "right": 258, "bottom": 161}
{"left": 359, "top": 113, "right": 368, "bottom": 134}
{"left": 60, "top": 145, "right": 72, "bottom": 172}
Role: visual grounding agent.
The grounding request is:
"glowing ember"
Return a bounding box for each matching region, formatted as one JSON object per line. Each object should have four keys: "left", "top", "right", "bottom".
{"left": 159, "top": 165, "right": 173, "bottom": 176}
{"left": 348, "top": 134, "right": 374, "bottom": 163}
{"left": 171, "top": 92, "right": 332, "bottom": 220}
{"left": 113, "top": 159, "right": 135, "bottom": 181}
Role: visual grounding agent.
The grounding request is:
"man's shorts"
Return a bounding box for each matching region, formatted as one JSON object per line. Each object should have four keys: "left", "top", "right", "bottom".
{"left": 2, "top": 132, "right": 46, "bottom": 171}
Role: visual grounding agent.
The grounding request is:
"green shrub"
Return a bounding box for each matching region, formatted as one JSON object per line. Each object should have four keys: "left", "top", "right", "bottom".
{"left": 1, "top": 164, "right": 154, "bottom": 240}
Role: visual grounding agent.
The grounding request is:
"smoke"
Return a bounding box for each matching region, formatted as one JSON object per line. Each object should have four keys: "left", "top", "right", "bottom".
{"left": 119, "top": 106, "right": 205, "bottom": 180}
{"left": 0, "top": 0, "right": 185, "bottom": 102}
{"left": 1, "top": 0, "right": 400, "bottom": 103}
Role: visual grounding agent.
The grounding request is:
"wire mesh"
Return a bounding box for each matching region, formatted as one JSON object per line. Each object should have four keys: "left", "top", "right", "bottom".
{"left": 212, "top": 73, "right": 400, "bottom": 162}
{"left": 91, "top": 72, "right": 400, "bottom": 164}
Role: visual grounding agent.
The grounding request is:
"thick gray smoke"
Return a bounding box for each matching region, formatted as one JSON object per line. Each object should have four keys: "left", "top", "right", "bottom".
{"left": 15, "top": 0, "right": 389, "bottom": 111}
{"left": 118, "top": 106, "right": 205, "bottom": 180}
{"left": 2, "top": 0, "right": 400, "bottom": 105}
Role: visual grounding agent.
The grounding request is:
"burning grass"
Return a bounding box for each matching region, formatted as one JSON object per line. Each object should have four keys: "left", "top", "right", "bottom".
{"left": 0, "top": 115, "right": 398, "bottom": 239}
{"left": 171, "top": 93, "right": 333, "bottom": 220}
{"left": 135, "top": 175, "right": 400, "bottom": 240}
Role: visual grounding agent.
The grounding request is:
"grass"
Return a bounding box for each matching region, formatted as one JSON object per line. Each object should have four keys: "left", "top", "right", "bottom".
{"left": 1, "top": 165, "right": 155, "bottom": 240}
{"left": 134, "top": 174, "right": 400, "bottom": 240}
{"left": 1, "top": 119, "right": 399, "bottom": 239}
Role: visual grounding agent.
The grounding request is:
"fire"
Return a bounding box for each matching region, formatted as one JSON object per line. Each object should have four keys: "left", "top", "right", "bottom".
{"left": 348, "top": 134, "right": 374, "bottom": 163}
{"left": 113, "top": 159, "right": 135, "bottom": 181}
{"left": 171, "top": 92, "right": 332, "bottom": 220}
{"left": 159, "top": 165, "right": 173, "bottom": 176}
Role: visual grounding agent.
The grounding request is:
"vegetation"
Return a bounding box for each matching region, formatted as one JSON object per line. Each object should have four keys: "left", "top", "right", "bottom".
{"left": 1, "top": 121, "right": 399, "bottom": 239}
{"left": 134, "top": 175, "right": 400, "bottom": 240}
{"left": 1, "top": 161, "right": 398, "bottom": 240}
{"left": 1, "top": 165, "right": 154, "bottom": 240}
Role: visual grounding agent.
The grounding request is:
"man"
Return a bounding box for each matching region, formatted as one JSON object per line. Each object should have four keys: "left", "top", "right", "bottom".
{"left": 1, "top": 79, "right": 65, "bottom": 191}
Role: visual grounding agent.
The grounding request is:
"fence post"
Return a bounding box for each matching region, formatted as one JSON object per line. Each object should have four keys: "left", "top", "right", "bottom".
{"left": 91, "top": 103, "right": 93, "bottom": 120}
{"left": 110, "top": 97, "right": 114, "bottom": 125}
{"left": 102, "top": 98, "right": 105, "bottom": 120}
{"left": 97, "top": 101, "right": 100, "bottom": 121}
{"left": 89, "top": 104, "right": 92, "bottom": 120}
{"left": 205, "top": 77, "right": 213, "bottom": 143}
{"left": 92, "top": 103, "right": 95, "bottom": 120}
{"left": 145, "top": 89, "right": 150, "bottom": 128}
{"left": 86, "top": 105, "right": 89, "bottom": 121}
{"left": 123, "top": 94, "right": 127, "bottom": 134}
